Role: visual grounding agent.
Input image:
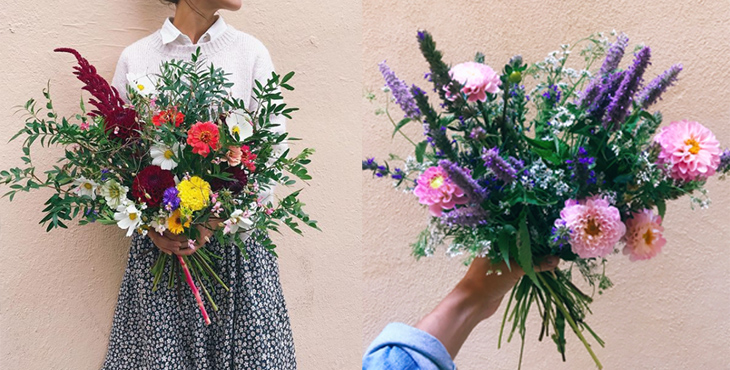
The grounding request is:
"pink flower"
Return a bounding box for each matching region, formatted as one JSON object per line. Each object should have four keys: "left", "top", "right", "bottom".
{"left": 446, "top": 62, "right": 501, "bottom": 103}
{"left": 413, "top": 166, "right": 469, "bottom": 216}
{"left": 559, "top": 196, "right": 626, "bottom": 259}
{"left": 654, "top": 120, "right": 721, "bottom": 181}
{"left": 226, "top": 146, "right": 243, "bottom": 167}
{"left": 623, "top": 209, "right": 666, "bottom": 261}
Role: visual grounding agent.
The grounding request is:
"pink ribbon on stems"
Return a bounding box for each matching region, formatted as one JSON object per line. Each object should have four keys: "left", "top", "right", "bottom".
{"left": 177, "top": 255, "right": 211, "bottom": 325}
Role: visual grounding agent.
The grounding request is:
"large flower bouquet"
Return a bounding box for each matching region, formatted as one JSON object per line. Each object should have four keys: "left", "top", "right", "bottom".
{"left": 2, "top": 48, "right": 317, "bottom": 325}
{"left": 364, "top": 31, "right": 729, "bottom": 368}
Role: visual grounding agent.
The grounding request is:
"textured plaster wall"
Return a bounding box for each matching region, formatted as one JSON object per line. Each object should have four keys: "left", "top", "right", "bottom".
{"left": 363, "top": 0, "right": 730, "bottom": 369}
{"left": 0, "top": 0, "right": 361, "bottom": 369}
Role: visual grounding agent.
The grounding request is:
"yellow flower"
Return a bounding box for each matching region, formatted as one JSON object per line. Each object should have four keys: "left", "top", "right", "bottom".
{"left": 168, "top": 209, "right": 190, "bottom": 234}
{"left": 177, "top": 176, "right": 211, "bottom": 211}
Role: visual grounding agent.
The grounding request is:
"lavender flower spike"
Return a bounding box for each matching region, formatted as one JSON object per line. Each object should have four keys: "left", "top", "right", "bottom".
{"left": 603, "top": 46, "right": 651, "bottom": 131}
{"left": 440, "top": 206, "right": 489, "bottom": 227}
{"left": 481, "top": 148, "right": 517, "bottom": 183}
{"left": 599, "top": 33, "right": 629, "bottom": 76}
{"left": 636, "top": 64, "right": 682, "bottom": 109}
{"left": 439, "top": 160, "right": 487, "bottom": 203}
{"left": 379, "top": 61, "right": 421, "bottom": 120}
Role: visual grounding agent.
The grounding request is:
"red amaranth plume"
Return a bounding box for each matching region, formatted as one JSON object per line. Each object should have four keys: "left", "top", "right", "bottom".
{"left": 54, "top": 48, "right": 141, "bottom": 140}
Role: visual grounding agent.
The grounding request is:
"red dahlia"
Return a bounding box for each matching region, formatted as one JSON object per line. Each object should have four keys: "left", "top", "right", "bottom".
{"left": 209, "top": 166, "right": 249, "bottom": 194}
{"left": 132, "top": 165, "right": 176, "bottom": 208}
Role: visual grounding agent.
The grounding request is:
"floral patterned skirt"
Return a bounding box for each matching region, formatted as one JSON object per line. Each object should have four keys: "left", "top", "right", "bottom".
{"left": 101, "top": 232, "right": 296, "bottom": 370}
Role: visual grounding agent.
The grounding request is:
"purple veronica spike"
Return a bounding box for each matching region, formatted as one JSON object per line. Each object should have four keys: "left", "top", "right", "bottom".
{"left": 440, "top": 206, "right": 489, "bottom": 227}
{"left": 481, "top": 148, "right": 517, "bottom": 183}
{"left": 636, "top": 64, "right": 682, "bottom": 109}
{"left": 603, "top": 46, "right": 651, "bottom": 130}
{"left": 600, "top": 33, "right": 629, "bottom": 76}
{"left": 578, "top": 78, "right": 602, "bottom": 108}
{"left": 379, "top": 61, "right": 421, "bottom": 120}
{"left": 439, "top": 160, "right": 487, "bottom": 203}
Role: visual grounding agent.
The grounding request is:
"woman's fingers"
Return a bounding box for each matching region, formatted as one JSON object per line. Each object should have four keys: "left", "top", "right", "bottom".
{"left": 163, "top": 230, "right": 188, "bottom": 242}
{"left": 534, "top": 256, "right": 560, "bottom": 272}
{"left": 148, "top": 231, "right": 182, "bottom": 255}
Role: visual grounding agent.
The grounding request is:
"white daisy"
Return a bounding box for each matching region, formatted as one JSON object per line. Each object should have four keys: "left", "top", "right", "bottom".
{"left": 73, "top": 176, "right": 98, "bottom": 200}
{"left": 100, "top": 179, "right": 129, "bottom": 208}
{"left": 223, "top": 209, "right": 253, "bottom": 234}
{"left": 126, "top": 73, "right": 157, "bottom": 96}
{"left": 225, "top": 109, "right": 254, "bottom": 142}
{"left": 114, "top": 203, "right": 143, "bottom": 237}
{"left": 150, "top": 142, "right": 181, "bottom": 170}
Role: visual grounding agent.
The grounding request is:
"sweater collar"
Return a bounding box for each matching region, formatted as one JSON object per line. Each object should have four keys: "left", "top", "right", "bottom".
{"left": 161, "top": 15, "right": 228, "bottom": 45}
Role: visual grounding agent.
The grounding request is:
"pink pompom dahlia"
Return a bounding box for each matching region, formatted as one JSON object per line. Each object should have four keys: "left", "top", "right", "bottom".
{"left": 414, "top": 166, "right": 469, "bottom": 216}
{"left": 654, "top": 120, "right": 721, "bottom": 181}
{"left": 623, "top": 209, "right": 666, "bottom": 261}
{"left": 559, "top": 196, "right": 626, "bottom": 259}
{"left": 446, "top": 62, "right": 501, "bottom": 103}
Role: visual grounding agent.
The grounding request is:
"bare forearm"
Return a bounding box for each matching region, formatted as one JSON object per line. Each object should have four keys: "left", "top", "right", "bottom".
{"left": 414, "top": 282, "right": 500, "bottom": 359}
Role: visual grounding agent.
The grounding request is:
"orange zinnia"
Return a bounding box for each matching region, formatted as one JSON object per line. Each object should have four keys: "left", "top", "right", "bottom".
{"left": 152, "top": 107, "right": 185, "bottom": 127}
{"left": 187, "top": 121, "right": 220, "bottom": 157}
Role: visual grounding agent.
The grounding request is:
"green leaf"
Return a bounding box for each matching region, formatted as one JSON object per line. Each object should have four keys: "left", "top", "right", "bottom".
{"left": 656, "top": 200, "right": 667, "bottom": 219}
{"left": 498, "top": 225, "right": 516, "bottom": 271}
{"left": 517, "top": 213, "right": 541, "bottom": 289}
{"left": 415, "top": 141, "right": 427, "bottom": 163}
{"left": 392, "top": 118, "right": 412, "bottom": 138}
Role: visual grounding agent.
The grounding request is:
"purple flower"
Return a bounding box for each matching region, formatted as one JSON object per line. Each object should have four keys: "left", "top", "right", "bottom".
{"left": 718, "top": 149, "right": 730, "bottom": 174}
{"left": 549, "top": 218, "right": 571, "bottom": 252}
{"left": 482, "top": 148, "right": 517, "bottom": 183}
{"left": 362, "top": 157, "right": 378, "bottom": 170}
{"left": 542, "top": 84, "right": 561, "bottom": 106}
{"left": 162, "top": 187, "right": 180, "bottom": 212}
{"left": 376, "top": 165, "right": 389, "bottom": 177}
{"left": 391, "top": 168, "right": 405, "bottom": 180}
{"left": 603, "top": 46, "right": 652, "bottom": 130}
{"left": 636, "top": 64, "right": 682, "bottom": 109}
{"left": 566, "top": 147, "right": 596, "bottom": 185}
{"left": 379, "top": 61, "right": 421, "bottom": 119}
{"left": 440, "top": 206, "right": 489, "bottom": 227}
{"left": 587, "top": 70, "right": 626, "bottom": 119}
{"left": 469, "top": 127, "right": 487, "bottom": 140}
{"left": 600, "top": 33, "right": 629, "bottom": 76}
{"left": 439, "top": 160, "right": 487, "bottom": 203}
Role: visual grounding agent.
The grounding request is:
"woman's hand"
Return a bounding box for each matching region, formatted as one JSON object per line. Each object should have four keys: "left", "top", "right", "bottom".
{"left": 415, "top": 256, "right": 560, "bottom": 359}
{"left": 148, "top": 218, "right": 224, "bottom": 256}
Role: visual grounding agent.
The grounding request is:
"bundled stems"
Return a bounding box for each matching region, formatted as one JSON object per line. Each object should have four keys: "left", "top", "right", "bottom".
{"left": 178, "top": 255, "right": 211, "bottom": 326}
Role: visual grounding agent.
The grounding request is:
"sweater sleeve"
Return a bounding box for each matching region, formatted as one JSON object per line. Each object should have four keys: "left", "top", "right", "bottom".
{"left": 111, "top": 48, "right": 130, "bottom": 104}
{"left": 363, "top": 323, "right": 457, "bottom": 370}
{"left": 249, "top": 42, "right": 287, "bottom": 206}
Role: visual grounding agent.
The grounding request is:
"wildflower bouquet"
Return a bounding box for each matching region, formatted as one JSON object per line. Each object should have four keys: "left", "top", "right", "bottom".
{"left": 364, "top": 31, "right": 729, "bottom": 368}
{"left": 2, "top": 48, "right": 317, "bottom": 325}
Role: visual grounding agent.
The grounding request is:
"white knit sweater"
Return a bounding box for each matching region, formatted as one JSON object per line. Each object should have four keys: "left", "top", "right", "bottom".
{"left": 111, "top": 23, "right": 285, "bottom": 237}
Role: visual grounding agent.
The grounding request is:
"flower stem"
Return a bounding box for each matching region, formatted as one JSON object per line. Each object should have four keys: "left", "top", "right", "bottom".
{"left": 537, "top": 273, "right": 602, "bottom": 369}
{"left": 178, "top": 255, "right": 211, "bottom": 325}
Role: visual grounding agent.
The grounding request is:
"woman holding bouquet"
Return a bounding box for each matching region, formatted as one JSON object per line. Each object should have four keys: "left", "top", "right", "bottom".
{"left": 101, "top": 0, "right": 295, "bottom": 368}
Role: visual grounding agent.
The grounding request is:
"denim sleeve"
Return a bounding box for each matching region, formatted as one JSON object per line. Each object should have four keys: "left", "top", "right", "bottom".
{"left": 362, "top": 322, "right": 456, "bottom": 370}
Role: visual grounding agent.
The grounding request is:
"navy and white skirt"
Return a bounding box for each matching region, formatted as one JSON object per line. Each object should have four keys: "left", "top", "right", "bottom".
{"left": 101, "top": 231, "right": 296, "bottom": 369}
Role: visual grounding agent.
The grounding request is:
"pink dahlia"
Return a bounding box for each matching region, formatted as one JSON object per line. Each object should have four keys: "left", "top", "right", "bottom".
{"left": 446, "top": 62, "right": 501, "bottom": 103}
{"left": 654, "top": 120, "right": 721, "bottom": 181}
{"left": 622, "top": 209, "right": 666, "bottom": 261}
{"left": 413, "top": 166, "right": 469, "bottom": 217}
{"left": 559, "top": 196, "right": 626, "bottom": 259}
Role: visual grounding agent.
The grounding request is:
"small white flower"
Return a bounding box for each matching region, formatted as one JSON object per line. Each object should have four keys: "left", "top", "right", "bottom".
{"left": 127, "top": 73, "right": 157, "bottom": 96}
{"left": 150, "top": 142, "right": 181, "bottom": 170}
{"left": 149, "top": 214, "right": 167, "bottom": 235}
{"left": 114, "top": 203, "right": 143, "bottom": 237}
{"left": 100, "top": 179, "right": 129, "bottom": 208}
{"left": 225, "top": 109, "right": 254, "bottom": 142}
{"left": 73, "top": 176, "right": 98, "bottom": 200}
{"left": 222, "top": 209, "right": 253, "bottom": 234}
